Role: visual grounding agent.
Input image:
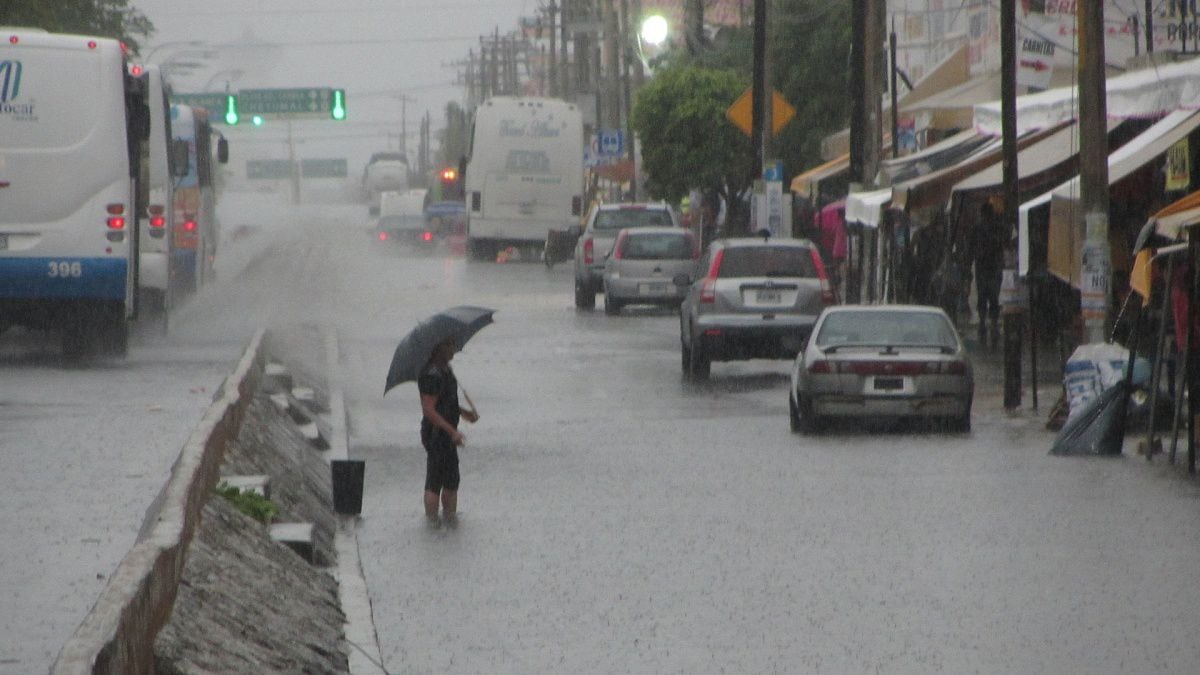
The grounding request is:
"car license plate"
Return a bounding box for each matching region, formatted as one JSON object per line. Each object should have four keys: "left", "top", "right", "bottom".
{"left": 755, "top": 289, "right": 782, "bottom": 303}
{"left": 639, "top": 282, "right": 668, "bottom": 295}
{"left": 0, "top": 234, "right": 6, "bottom": 250}
{"left": 874, "top": 377, "right": 904, "bottom": 391}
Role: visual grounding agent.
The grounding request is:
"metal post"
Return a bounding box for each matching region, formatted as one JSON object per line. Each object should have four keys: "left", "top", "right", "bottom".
{"left": 889, "top": 27, "right": 898, "bottom": 159}
{"left": 1002, "top": 0, "right": 1021, "bottom": 408}
{"left": 1078, "top": 0, "right": 1111, "bottom": 344}
{"left": 1145, "top": 0, "right": 1154, "bottom": 54}
{"left": 751, "top": 0, "right": 766, "bottom": 180}
{"left": 548, "top": 1, "right": 558, "bottom": 98}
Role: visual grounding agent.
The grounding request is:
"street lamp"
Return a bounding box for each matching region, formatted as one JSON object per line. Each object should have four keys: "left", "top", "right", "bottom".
{"left": 640, "top": 15, "right": 669, "bottom": 46}
{"left": 203, "top": 68, "right": 245, "bottom": 92}
{"left": 138, "top": 40, "right": 204, "bottom": 63}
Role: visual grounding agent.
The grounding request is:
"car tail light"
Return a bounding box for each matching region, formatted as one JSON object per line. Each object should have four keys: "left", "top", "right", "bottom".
{"left": 926, "top": 360, "right": 967, "bottom": 375}
{"left": 148, "top": 204, "right": 164, "bottom": 215}
{"left": 150, "top": 215, "right": 166, "bottom": 228}
{"left": 378, "top": 231, "right": 389, "bottom": 241}
{"left": 422, "top": 231, "right": 434, "bottom": 242}
{"left": 583, "top": 237, "right": 594, "bottom": 265}
{"left": 699, "top": 277, "right": 716, "bottom": 304}
{"left": 808, "top": 360, "right": 832, "bottom": 374}
{"left": 107, "top": 203, "right": 124, "bottom": 215}
{"left": 184, "top": 220, "right": 197, "bottom": 232}
{"left": 612, "top": 232, "right": 626, "bottom": 260}
{"left": 106, "top": 216, "right": 126, "bottom": 230}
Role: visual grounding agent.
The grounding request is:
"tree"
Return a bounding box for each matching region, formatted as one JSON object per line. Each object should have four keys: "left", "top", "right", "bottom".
{"left": 1, "top": 0, "right": 154, "bottom": 51}
{"left": 436, "top": 101, "right": 470, "bottom": 172}
{"left": 630, "top": 64, "right": 753, "bottom": 231}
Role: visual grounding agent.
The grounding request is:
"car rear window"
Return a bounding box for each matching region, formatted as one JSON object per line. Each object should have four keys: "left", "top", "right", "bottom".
{"left": 593, "top": 209, "right": 671, "bottom": 231}
{"left": 619, "top": 232, "right": 694, "bottom": 260}
{"left": 816, "top": 311, "right": 958, "bottom": 349}
{"left": 717, "top": 246, "right": 817, "bottom": 278}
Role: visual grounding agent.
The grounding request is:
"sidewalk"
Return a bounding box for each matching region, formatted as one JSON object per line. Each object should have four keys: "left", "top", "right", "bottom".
{"left": 962, "top": 320, "right": 1065, "bottom": 425}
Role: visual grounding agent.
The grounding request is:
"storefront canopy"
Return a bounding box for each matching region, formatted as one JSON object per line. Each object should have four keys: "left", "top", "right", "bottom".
{"left": 974, "top": 56, "right": 1200, "bottom": 135}
{"left": 890, "top": 124, "right": 1065, "bottom": 213}
{"left": 1046, "top": 109, "right": 1200, "bottom": 286}
{"left": 790, "top": 154, "right": 850, "bottom": 201}
{"left": 876, "top": 129, "right": 989, "bottom": 186}
{"left": 844, "top": 188, "right": 893, "bottom": 228}
{"left": 952, "top": 121, "right": 1084, "bottom": 194}
{"left": 1144, "top": 189, "right": 1200, "bottom": 241}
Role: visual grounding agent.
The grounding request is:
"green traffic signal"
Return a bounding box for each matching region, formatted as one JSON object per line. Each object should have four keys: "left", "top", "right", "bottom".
{"left": 331, "top": 89, "right": 346, "bottom": 121}
{"left": 252, "top": 115, "right": 264, "bottom": 127}
{"left": 224, "top": 94, "right": 239, "bottom": 125}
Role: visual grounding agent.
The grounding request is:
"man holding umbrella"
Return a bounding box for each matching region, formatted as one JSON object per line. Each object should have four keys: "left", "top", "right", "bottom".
{"left": 418, "top": 337, "right": 478, "bottom": 525}
{"left": 385, "top": 306, "right": 494, "bottom": 526}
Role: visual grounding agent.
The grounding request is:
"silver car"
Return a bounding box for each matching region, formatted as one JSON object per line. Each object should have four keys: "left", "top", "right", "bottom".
{"left": 601, "top": 227, "right": 700, "bottom": 315}
{"left": 789, "top": 304, "right": 974, "bottom": 433}
{"left": 573, "top": 202, "right": 679, "bottom": 309}
{"left": 679, "top": 237, "right": 837, "bottom": 379}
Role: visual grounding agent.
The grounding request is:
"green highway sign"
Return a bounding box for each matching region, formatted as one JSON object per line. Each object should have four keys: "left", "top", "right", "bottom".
{"left": 246, "top": 159, "right": 293, "bottom": 180}
{"left": 239, "top": 87, "right": 334, "bottom": 117}
{"left": 171, "top": 92, "right": 228, "bottom": 120}
{"left": 301, "top": 158, "right": 348, "bottom": 178}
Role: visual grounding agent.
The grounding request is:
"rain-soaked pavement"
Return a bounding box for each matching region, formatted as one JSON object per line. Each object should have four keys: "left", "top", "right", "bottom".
{"left": 327, "top": 226, "right": 1200, "bottom": 672}
{"left": 7, "top": 198, "right": 1200, "bottom": 673}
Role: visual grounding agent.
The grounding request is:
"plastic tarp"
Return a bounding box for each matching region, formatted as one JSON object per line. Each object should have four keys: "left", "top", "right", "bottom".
{"left": 975, "top": 56, "right": 1200, "bottom": 135}
{"left": 844, "top": 188, "right": 892, "bottom": 228}
{"left": 1046, "top": 109, "right": 1200, "bottom": 286}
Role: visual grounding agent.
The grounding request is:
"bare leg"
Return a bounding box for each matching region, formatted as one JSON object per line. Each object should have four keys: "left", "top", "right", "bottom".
{"left": 441, "top": 490, "right": 457, "bottom": 522}
{"left": 424, "top": 490, "right": 440, "bottom": 521}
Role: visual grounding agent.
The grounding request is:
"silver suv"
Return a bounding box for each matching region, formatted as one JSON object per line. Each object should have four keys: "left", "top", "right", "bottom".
{"left": 679, "top": 237, "right": 837, "bottom": 379}
{"left": 573, "top": 202, "right": 679, "bottom": 309}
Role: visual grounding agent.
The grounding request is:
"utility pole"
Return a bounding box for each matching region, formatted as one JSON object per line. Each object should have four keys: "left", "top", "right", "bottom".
{"left": 620, "top": 0, "right": 636, "bottom": 199}
{"left": 1001, "top": 0, "right": 1023, "bottom": 409}
{"left": 547, "top": 1, "right": 558, "bottom": 98}
{"left": 601, "top": 0, "right": 621, "bottom": 130}
{"left": 559, "top": 0, "right": 570, "bottom": 97}
{"left": 1145, "top": 0, "right": 1154, "bottom": 54}
{"left": 751, "top": 0, "right": 766, "bottom": 180}
{"left": 1078, "top": 0, "right": 1111, "bottom": 343}
{"left": 850, "top": 0, "right": 884, "bottom": 188}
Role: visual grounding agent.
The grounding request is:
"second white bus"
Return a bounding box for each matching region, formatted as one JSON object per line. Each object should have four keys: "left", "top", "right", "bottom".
{"left": 464, "top": 96, "right": 584, "bottom": 261}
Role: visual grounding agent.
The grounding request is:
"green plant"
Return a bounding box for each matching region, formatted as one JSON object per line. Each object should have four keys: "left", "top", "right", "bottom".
{"left": 215, "top": 483, "right": 279, "bottom": 525}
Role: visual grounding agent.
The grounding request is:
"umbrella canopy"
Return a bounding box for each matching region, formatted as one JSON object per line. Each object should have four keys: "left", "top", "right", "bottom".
{"left": 384, "top": 306, "right": 495, "bottom": 394}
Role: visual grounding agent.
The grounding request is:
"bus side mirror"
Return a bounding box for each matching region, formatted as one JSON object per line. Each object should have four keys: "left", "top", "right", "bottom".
{"left": 217, "top": 137, "right": 229, "bottom": 164}
{"left": 171, "top": 139, "right": 189, "bottom": 177}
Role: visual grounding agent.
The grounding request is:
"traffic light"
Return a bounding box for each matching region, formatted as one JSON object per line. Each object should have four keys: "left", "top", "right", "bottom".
{"left": 330, "top": 89, "right": 346, "bottom": 121}
{"left": 251, "top": 115, "right": 264, "bottom": 127}
{"left": 224, "top": 94, "right": 239, "bottom": 125}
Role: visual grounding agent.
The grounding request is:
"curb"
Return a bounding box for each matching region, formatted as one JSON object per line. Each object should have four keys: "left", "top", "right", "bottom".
{"left": 323, "top": 325, "right": 387, "bottom": 675}
{"left": 52, "top": 329, "right": 267, "bottom": 675}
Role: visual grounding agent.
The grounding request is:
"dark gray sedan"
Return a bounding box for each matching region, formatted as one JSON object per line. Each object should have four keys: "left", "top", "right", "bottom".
{"left": 789, "top": 305, "right": 974, "bottom": 433}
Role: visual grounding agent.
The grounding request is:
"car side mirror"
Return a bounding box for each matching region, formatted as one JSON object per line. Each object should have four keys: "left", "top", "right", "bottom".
{"left": 672, "top": 273, "right": 691, "bottom": 287}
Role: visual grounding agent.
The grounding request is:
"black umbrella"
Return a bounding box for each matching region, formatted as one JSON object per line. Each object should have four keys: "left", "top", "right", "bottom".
{"left": 384, "top": 306, "right": 496, "bottom": 394}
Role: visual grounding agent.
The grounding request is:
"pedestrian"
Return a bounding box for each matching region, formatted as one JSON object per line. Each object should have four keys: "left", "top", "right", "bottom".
{"left": 974, "top": 201, "right": 1007, "bottom": 348}
{"left": 418, "top": 336, "right": 479, "bottom": 527}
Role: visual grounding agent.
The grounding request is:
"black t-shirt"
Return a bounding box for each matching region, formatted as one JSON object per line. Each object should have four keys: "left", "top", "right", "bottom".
{"left": 418, "top": 362, "right": 460, "bottom": 439}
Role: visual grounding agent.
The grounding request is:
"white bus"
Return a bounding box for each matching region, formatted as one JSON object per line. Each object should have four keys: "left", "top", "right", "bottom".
{"left": 170, "top": 104, "right": 226, "bottom": 294}
{"left": 464, "top": 96, "right": 584, "bottom": 260}
{"left": 133, "top": 63, "right": 187, "bottom": 323}
{"left": 0, "top": 29, "right": 150, "bottom": 357}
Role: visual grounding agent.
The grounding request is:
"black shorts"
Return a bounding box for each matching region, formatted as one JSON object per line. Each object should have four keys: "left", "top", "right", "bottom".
{"left": 423, "top": 434, "right": 460, "bottom": 492}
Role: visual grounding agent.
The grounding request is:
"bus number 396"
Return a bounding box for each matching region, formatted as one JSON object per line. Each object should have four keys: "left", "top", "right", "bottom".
{"left": 48, "top": 261, "right": 84, "bottom": 278}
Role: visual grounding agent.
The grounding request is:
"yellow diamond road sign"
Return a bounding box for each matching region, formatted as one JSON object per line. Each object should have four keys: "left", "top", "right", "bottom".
{"left": 726, "top": 88, "right": 796, "bottom": 137}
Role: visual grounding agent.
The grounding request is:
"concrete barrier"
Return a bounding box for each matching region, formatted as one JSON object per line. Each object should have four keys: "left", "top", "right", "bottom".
{"left": 52, "top": 329, "right": 267, "bottom": 675}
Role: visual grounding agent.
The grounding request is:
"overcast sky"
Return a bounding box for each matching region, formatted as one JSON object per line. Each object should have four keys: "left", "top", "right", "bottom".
{"left": 134, "top": 0, "right": 534, "bottom": 169}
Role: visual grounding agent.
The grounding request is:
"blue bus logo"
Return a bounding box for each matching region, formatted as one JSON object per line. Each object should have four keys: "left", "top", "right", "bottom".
{"left": 0, "top": 60, "right": 21, "bottom": 102}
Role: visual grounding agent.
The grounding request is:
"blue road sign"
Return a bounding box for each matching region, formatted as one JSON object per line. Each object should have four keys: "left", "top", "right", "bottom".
{"left": 597, "top": 129, "right": 623, "bottom": 157}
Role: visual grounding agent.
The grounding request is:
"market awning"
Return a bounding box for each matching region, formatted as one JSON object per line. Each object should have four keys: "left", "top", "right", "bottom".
{"left": 1144, "top": 188, "right": 1200, "bottom": 240}
{"left": 1018, "top": 191, "right": 1054, "bottom": 276}
{"left": 1047, "top": 109, "right": 1200, "bottom": 286}
{"left": 790, "top": 154, "right": 849, "bottom": 201}
{"left": 876, "top": 129, "right": 989, "bottom": 186}
{"left": 891, "top": 123, "right": 1065, "bottom": 213}
{"left": 974, "top": 56, "right": 1200, "bottom": 135}
{"left": 952, "top": 121, "right": 1084, "bottom": 194}
{"left": 844, "top": 188, "right": 892, "bottom": 228}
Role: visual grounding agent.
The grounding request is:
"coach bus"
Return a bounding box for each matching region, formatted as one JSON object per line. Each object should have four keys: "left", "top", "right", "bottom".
{"left": 0, "top": 29, "right": 150, "bottom": 357}
{"left": 463, "top": 96, "right": 584, "bottom": 261}
{"left": 170, "top": 104, "right": 226, "bottom": 294}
